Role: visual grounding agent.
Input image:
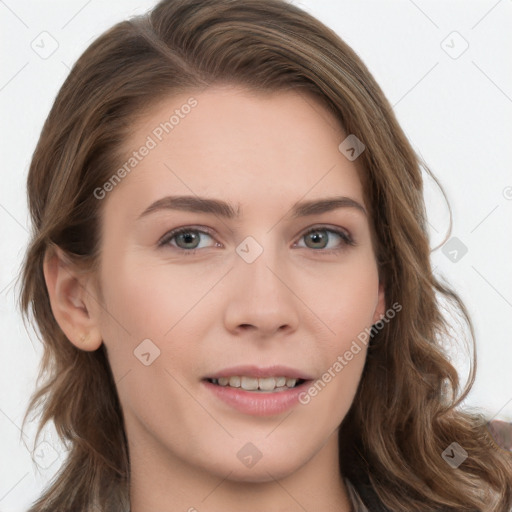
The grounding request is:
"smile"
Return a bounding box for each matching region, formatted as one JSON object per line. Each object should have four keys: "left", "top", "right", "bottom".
{"left": 203, "top": 378, "right": 312, "bottom": 416}
{"left": 207, "top": 376, "right": 305, "bottom": 392}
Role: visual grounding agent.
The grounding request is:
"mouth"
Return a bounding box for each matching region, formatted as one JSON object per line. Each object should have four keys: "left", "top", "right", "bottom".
{"left": 205, "top": 376, "right": 307, "bottom": 392}
{"left": 202, "top": 365, "right": 314, "bottom": 416}
{"left": 202, "top": 376, "right": 311, "bottom": 416}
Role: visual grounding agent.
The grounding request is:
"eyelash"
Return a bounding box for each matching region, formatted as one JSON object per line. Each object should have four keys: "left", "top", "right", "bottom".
{"left": 158, "top": 225, "right": 355, "bottom": 256}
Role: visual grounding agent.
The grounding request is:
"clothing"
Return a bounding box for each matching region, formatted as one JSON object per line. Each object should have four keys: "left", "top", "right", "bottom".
{"left": 345, "top": 477, "right": 370, "bottom": 511}
{"left": 345, "top": 476, "right": 391, "bottom": 512}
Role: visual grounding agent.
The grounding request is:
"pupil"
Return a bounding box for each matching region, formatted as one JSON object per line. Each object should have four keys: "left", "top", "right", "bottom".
{"left": 308, "top": 231, "right": 326, "bottom": 248}
{"left": 180, "top": 232, "right": 198, "bottom": 248}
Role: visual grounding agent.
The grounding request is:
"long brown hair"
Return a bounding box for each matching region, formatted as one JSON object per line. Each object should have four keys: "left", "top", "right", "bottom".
{"left": 18, "top": 0, "right": 512, "bottom": 510}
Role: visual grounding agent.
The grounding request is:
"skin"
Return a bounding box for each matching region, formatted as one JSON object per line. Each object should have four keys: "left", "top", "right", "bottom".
{"left": 44, "top": 85, "right": 386, "bottom": 512}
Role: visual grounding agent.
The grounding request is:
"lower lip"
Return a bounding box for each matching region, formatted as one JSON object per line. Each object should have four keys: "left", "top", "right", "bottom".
{"left": 202, "top": 380, "right": 311, "bottom": 416}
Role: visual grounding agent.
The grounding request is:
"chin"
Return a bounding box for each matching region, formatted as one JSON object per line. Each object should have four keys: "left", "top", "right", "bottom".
{"left": 206, "top": 452, "right": 306, "bottom": 483}
{"left": 223, "top": 465, "right": 298, "bottom": 483}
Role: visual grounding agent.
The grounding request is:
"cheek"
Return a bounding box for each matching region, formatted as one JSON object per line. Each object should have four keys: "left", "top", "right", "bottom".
{"left": 311, "top": 256, "right": 380, "bottom": 340}
{"left": 96, "top": 251, "right": 216, "bottom": 387}
{"left": 306, "top": 345, "right": 367, "bottom": 433}
{"left": 299, "top": 267, "right": 375, "bottom": 421}
{"left": 98, "top": 251, "right": 212, "bottom": 340}
{"left": 304, "top": 256, "right": 378, "bottom": 406}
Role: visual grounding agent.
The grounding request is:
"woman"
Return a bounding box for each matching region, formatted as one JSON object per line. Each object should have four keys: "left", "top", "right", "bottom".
{"left": 19, "top": 0, "right": 512, "bottom": 510}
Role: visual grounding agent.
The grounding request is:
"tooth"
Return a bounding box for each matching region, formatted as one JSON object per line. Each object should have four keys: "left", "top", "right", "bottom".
{"left": 275, "top": 377, "right": 286, "bottom": 387}
{"left": 213, "top": 375, "right": 300, "bottom": 390}
{"left": 259, "top": 377, "right": 277, "bottom": 391}
{"left": 241, "top": 376, "right": 259, "bottom": 390}
{"left": 229, "top": 376, "right": 241, "bottom": 388}
{"left": 286, "top": 378, "right": 297, "bottom": 388}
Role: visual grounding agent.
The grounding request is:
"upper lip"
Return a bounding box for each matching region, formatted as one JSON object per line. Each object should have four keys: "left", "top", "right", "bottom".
{"left": 205, "top": 365, "right": 314, "bottom": 380}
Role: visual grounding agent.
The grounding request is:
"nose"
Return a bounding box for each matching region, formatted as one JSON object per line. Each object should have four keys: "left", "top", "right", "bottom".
{"left": 223, "top": 242, "right": 300, "bottom": 338}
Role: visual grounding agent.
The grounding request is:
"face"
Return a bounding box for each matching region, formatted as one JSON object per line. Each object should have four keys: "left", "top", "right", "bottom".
{"left": 62, "top": 85, "right": 385, "bottom": 483}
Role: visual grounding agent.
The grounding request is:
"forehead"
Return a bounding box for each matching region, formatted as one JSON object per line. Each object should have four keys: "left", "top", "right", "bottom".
{"left": 104, "top": 85, "right": 366, "bottom": 221}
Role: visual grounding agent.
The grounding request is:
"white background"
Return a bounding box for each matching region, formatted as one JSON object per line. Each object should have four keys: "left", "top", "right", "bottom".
{"left": 1, "top": 0, "right": 511, "bottom": 510}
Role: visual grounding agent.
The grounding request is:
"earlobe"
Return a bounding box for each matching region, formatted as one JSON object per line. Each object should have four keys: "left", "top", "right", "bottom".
{"left": 372, "top": 282, "right": 386, "bottom": 325}
{"left": 43, "top": 245, "right": 103, "bottom": 352}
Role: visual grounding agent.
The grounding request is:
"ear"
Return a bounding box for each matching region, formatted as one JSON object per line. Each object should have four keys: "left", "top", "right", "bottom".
{"left": 371, "top": 281, "right": 386, "bottom": 325}
{"left": 43, "top": 245, "right": 103, "bottom": 351}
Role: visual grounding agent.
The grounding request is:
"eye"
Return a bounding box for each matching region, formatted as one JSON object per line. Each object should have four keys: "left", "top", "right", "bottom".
{"left": 158, "top": 225, "right": 355, "bottom": 255}
{"left": 158, "top": 227, "right": 218, "bottom": 253}
{"left": 295, "top": 226, "right": 355, "bottom": 253}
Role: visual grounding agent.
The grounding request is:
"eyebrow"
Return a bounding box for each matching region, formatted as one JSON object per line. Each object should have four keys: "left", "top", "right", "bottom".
{"left": 137, "top": 194, "right": 367, "bottom": 220}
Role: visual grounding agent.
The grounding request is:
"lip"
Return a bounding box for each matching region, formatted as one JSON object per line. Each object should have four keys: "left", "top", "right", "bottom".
{"left": 205, "top": 365, "right": 314, "bottom": 380}
{"left": 202, "top": 379, "right": 313, "bottom": 416}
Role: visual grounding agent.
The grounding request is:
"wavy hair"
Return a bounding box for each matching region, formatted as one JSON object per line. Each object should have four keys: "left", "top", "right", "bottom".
{"left": 18, "top": 0, "right": 512, "bottom": 510}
